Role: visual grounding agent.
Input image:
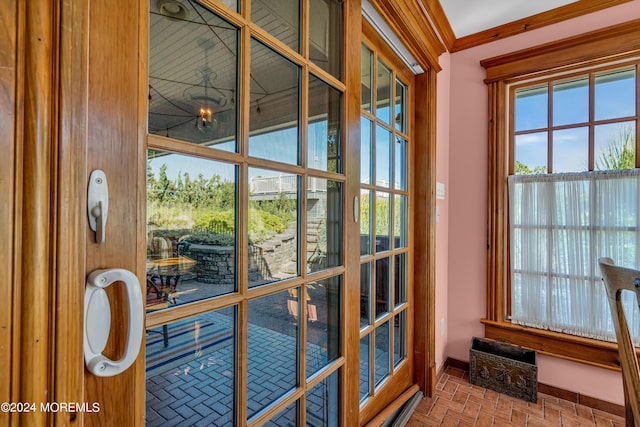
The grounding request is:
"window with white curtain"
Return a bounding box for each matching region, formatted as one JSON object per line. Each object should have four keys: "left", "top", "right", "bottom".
{"left": 508, "top": 62, "right": 640, "bottom": 343}
{"left": 509, "top": 170, "right": 640, "bottom": 342}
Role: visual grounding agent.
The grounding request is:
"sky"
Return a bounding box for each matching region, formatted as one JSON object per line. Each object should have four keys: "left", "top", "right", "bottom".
{"left": 514, "top": 68, "right": 636, "bottom": 173}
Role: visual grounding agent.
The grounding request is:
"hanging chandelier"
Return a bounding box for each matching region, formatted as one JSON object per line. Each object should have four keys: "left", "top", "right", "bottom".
{"left": 183, "top": 38, "right": 228, "bottom": 132}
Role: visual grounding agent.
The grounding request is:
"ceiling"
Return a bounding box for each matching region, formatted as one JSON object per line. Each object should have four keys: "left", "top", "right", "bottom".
{"left": 425, "top": 0, "right": 632, "bottom": 52}
{"left": 439, "top": 0, "right": 578, "bottom": 38}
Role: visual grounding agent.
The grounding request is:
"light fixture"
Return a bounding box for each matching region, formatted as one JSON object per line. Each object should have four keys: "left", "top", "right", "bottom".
{"left": 157, "top": 0, "right": 188, "bottom": 21}
{"left": 183, "top": 38, "right": 228, "bottom": 133}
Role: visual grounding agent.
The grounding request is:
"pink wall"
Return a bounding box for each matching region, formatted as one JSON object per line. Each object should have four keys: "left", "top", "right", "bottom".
{"left": 435, "top": 52, "right": 451, "bottom": 371}
{"left": 441, "top": 0, "right": 640, "bottom": 405}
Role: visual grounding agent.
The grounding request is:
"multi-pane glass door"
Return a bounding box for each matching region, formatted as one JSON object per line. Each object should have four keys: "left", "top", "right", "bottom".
{"left": 359, "top": 31, "right": 413, "bottom": 412}
{"left": 144, "top": 0, "right": 344, "bottom": 425}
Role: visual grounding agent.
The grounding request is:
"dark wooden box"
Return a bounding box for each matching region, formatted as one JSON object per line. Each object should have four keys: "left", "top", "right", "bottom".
{"left": 469, "top": 337, "right": 538, "bottom": 403}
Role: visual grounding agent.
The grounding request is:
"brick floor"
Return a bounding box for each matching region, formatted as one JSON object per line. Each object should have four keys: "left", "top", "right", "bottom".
{"left": 407, "top": 367, "right": 625, "bottom": 427}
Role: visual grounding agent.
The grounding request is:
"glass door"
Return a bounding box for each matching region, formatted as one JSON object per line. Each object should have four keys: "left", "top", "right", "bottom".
{"left": 359, "top": 22, "right": 414, "bottom": 420}
{"left": 144, "top": 0, "right": 345, "bottom": 425}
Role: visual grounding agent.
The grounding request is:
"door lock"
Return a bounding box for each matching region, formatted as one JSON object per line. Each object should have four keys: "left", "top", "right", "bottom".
{"left": 88, "top": 170, "right": 109, "bottom": 243}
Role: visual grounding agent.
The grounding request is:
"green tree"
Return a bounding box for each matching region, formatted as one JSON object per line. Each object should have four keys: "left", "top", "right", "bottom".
{"left": 515, "top": 161, "right": 546, "bottom": 175}
{"left": 597, "top": 124, "right": 636, "bottom": 170}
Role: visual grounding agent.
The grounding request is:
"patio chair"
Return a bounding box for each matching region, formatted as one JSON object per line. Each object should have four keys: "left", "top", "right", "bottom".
{"left": 598, "top": 258, "right": 640, "bottom": 427}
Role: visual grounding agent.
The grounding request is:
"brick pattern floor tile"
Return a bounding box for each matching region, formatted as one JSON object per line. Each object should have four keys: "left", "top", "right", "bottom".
{"left": 408, "top": 367, "right": 624, "bottom": 427}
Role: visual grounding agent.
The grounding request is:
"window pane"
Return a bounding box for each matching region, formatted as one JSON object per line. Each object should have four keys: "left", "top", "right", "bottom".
{"left": 149, "top": 3, "right": 238, "bottom": 152}
{"left": 394, "top": 311, "right": 406, "bottom": 368}
{"left": 515, "top": 132, "right": 547, "bottom": 174}
{"left": 375, "top": 192, "right": 390, "bottom": 252}
{"left": 552, "top": 127, "right": 588, "bottom": 172}
{"left": 307, "top": 276, "right": 341, "bottom": 377}
{"left": 248, "top": 168, "right": 299, "bottom": 288}
{"left": 360, "top": 262, "right": 371, "bottom": 328}
{"left": 595, "top": 68, "right": 636, "bottom": 121}
{"left": 307, "top": 370, "right": 340, "bottom": 426}
{"left": 247, "top": 290, "right": 298, "bottom": 418}
{"left": 553, "top": 77, "right": 588, "bottom": 126}
{"left": 361, "top": 45, "right": 373, "bottom": 112}
{"left": 394, "top": 137, "right": 407, "bottom": 190}
{"left": 595, "top": 122, "right": 636, "bottom": 170}
{"left": 375, "top": 257, "right": 390, "bottom": 318}
{"left": 263, "top": 401, "right": 297, "bottom": 426}
{"left": 308, "top": 178, "right": 342, "bottom": 272}
{"left": 249, "top": 39, "right": 300, "bottom": 165}
{"left": 145, "top": 306, "right": 236, "bottom": 426}
{"left": 359, "top": 335, "right": 370, "bottom": 402}
{"left": 251, "top": 0, "right": 299, "bottom": 52}
{"left": 361, "top": 118, "right": 372, "bottom": 184}
{"left": 515, "top": 86, "right": 548, "bottom": 131}
{"left": 147, "top": 151, "right": 237, "bottom": 310}
{"left": 309, "top": 0, "right": 342, "bottom": 79}
{"left": 376, "top": 125, "right": 391, "bottom": 188}
{"left": 359, "top": 190, "right": 372, "bottom": 256}
{"left": 394, "top": 195, "right": 407, "bottom": 249}
{"left": 308, "top": 75, "right": 342, "bottom": 173}
{"left": 395, "top": 79, "right": 407, "bottom": 132}
{"left": 374, "top": 321, "right": 390, "bottom": 387}
{"left": 376, "top": 60, "right": 392, "bottom": 124}
{"left": 394, "top": 253, "right": 406, "bottom": 307}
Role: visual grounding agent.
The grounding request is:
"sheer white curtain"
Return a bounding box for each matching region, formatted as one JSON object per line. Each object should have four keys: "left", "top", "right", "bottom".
{"left": 509, "top": 169, "right": 640, "bottom": 343}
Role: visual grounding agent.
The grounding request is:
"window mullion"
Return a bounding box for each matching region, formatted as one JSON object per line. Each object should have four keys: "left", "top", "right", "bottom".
{"left": 589, "top": 73, "right": 596, "bottom": 171}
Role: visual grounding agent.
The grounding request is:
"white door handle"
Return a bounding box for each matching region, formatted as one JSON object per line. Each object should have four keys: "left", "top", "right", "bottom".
{"left": 84, "top": 268, "right": 143, "bottom": 377}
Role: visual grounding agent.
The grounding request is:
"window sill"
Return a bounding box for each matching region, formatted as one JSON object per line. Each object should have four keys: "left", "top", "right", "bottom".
{"left": 481, "top": 319, "right": 639, "bottom": 371}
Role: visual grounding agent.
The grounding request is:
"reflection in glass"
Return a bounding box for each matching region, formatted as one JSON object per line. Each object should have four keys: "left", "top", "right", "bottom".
{"left": 375, "top": 257, "right": 390, "bottom": 318}
{"left": 394, "top": 253, "right": 406, "bottom": 307}
{"left": 376, "top": 60, "right": 392, "bottom": 124}
{"left": 307, "top": 370, "right": 340, "bottom": 426}
{"left": 360, "top": 263, "right": 371, "bottom": 328}
{"left": 553, "top": 127, "right": 588, "bottom": 172}
{"left": 309, "top": 75, "right": 342, "bottom": 173}
{"left": 595, "top": 122, "right": 636, "bottom": 170}
{"left": 248, "top": 168, "right": 299, "bottom": 288}
{"left": 394, "top": 311, "right": 406, "bottom": 368}
{"left": 145, "top": 306, "right": 236, "bottom": 426}
{"left": 360, "top": 189, "right": 372, "bottom": 256}
{"left": 263, "top": 401, "right": 297, "bottom": 426}
{"left": 375, "top": 192, "right": 390, "bottom": 252}
{"left": 149, "top": 1, "right": 238, "bottom": 152}
{"left": 309, "top": 0, "right": 343, "bottom": 79}
{"left": 595, "top": 68, "right": 636, "bottom": 121}
{"left": 361, "top": 118, "right": 372, "bottom": 184}
{"left": 374, "top": 321, "right": 390, "bottom": 387}
{"left": 307, "top": 276, "right": 341, "bottom": 377}
{"left": 376, "top": 125, "right": 391, "bottom": 187}
{"left": 514, "top": 132, "right": 547, "bottom": 174}
{"left": 359, "top": 335, "right": 370, "bottom": 402}
{"left": 251, "top": 0, "right": 299, "bottom": 52}
{"left": 361, "top": 45, "right": 373, "bottom": 112}
{"left": 147, "top": 150, "right": 237, "bottom": 310}
{"left": 515, "top": 85, "right": 548, "bottom": 131}
{"left": 249, "top": 39, "right": 300, "bottom": 165}
{"left": 553, "top": 78, "right": 588, "bottom": 126}
{"left": 395, "top": 79, "right": 407, "bottom": 132}
{"left": 248, "top": 290, "right": 298, "bottom": 418}
{"left": 394, "top": 195, "right": 407, "bottom": 249}
{"left": 307, "top": 178, "right": 342, "bottom": 272}
{"left": 395, "top": 137, "right": 407, "bottom": 190}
